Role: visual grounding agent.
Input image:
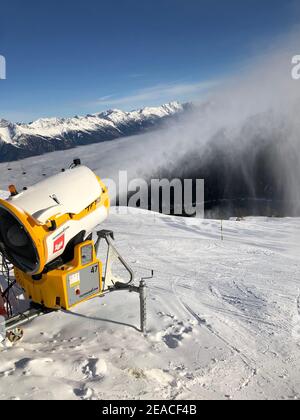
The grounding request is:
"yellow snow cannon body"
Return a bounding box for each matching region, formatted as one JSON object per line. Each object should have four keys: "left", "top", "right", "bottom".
{"left": 0, "top": 161, "right": 110, "bottom": 310}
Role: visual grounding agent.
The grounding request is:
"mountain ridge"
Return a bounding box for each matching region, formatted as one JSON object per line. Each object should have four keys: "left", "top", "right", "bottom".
{"left": 0, "top": 101, "right": 184, "bottom": 162}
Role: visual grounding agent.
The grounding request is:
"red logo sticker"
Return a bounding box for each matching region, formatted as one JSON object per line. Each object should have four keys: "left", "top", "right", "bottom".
{"left": 53, "top": 234, "right": 65, "bottom": 254}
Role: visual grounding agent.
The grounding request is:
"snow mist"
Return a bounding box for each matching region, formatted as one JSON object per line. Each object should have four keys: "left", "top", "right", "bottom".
{"left": 123, "top": 29, "right": 300, "bottom": 217}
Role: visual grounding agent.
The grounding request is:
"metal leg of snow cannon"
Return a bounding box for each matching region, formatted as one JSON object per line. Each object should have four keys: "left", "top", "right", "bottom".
{"left": 95, "top": 230, "right": 135, "bottom": 289}
{"left": 4, "top": 305, "right": 53, "bottom": 344}
{"left": 95, "top": 229, "right": 153, "bottom": 334}
{"left": 5, "top": 305, "right": 51, "bottom": 332}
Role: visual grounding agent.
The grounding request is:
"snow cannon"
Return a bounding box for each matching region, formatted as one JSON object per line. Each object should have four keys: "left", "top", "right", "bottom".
{"left": 0, "top": 160, "right": 110, "bottom": 310}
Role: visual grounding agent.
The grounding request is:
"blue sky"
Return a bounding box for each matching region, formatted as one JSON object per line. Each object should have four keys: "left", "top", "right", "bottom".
{"left": 0, "top": 0, "right": 299, "bottom": 122}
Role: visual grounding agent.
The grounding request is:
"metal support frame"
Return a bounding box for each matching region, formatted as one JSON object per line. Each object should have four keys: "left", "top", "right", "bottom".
{"left": 96, "top": 230, "right": 153, "bottom": 333}
{"left": 95, "top": 230, "right": 135, "bottom": 289}
{"left": 5, "top": 305, "right": 53, "bottom": 332}
{"left": 2, "top": 230, "right": 153, "bottom": 339}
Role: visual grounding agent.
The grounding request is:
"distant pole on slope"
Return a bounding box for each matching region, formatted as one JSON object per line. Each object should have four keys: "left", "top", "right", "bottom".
{"left": 221, "top": 220, "right": 224, "bottom": 241}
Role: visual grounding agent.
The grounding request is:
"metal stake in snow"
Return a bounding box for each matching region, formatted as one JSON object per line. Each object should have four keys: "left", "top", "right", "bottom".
{"left": 128, "top": 272, "right": 152, "bottom": 333}
{"left": 128, "top": 278, "right": 148, "bottom": 333}
{"left": 139, "top": 280, "right": 147, "bottom": 333}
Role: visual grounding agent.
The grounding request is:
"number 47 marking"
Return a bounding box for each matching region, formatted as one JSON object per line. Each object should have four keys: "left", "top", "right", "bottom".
{"left": 91, "top": 265, "right": 98, "bottom": 273}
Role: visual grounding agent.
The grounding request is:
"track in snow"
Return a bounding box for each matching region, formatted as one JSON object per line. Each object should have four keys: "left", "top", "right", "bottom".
{"left": 1, "top": 205, "right": 300, "bottom": 399}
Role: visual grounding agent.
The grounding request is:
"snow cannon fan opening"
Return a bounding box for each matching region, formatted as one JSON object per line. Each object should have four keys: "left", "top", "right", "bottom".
{"left": 0, "top": 160, "right": 111, "bottom": 310}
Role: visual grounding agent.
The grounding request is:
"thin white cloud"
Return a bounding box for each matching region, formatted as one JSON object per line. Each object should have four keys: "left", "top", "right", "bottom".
{"left": 92, "top": 80, "right": 218, "bottom": 109}
{"left": 97, "top": 94, "right": 114, "bottom": 101}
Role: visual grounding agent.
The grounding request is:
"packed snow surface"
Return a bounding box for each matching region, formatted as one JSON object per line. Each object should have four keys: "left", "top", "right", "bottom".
{"left": 1, "top": 203, "right": 300, "bottom": 400}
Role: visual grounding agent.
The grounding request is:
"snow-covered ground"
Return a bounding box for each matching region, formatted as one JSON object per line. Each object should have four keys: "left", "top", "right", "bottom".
{"left": 1, "top": 204, "right": 300, "bottom": 400}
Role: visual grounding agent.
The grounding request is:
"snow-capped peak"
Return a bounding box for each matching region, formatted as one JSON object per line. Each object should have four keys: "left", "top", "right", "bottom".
{"left": 29, "top": 117, "right": 65, "bottom": 129}
{"left": 0, "top": 102, "right": 184, "bottom": 161}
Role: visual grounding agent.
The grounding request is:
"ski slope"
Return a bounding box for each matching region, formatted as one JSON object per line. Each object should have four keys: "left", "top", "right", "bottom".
{"left": 1, "top": 201, "right": 300, "bottom": 400}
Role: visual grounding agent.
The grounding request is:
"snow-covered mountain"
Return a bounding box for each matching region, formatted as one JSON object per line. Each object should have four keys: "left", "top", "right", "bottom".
{"left": 0, "top": 102, "right": 184, "bottom": 162}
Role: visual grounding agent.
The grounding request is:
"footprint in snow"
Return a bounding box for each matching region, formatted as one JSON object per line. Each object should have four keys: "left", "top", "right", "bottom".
{"left": 161, "top": 318, "right": 194, "bottom": 349}
{"left": 74, "top": 357, "right": 107, "bottom": 379}
{"left": 73, "top": 385, "right": 94, "bottom": 400}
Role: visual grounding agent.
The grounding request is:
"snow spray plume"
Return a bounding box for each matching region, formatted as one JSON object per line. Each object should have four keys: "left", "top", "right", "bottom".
{"left": 119, "top": 28, "right": 300, "bottom": 217}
